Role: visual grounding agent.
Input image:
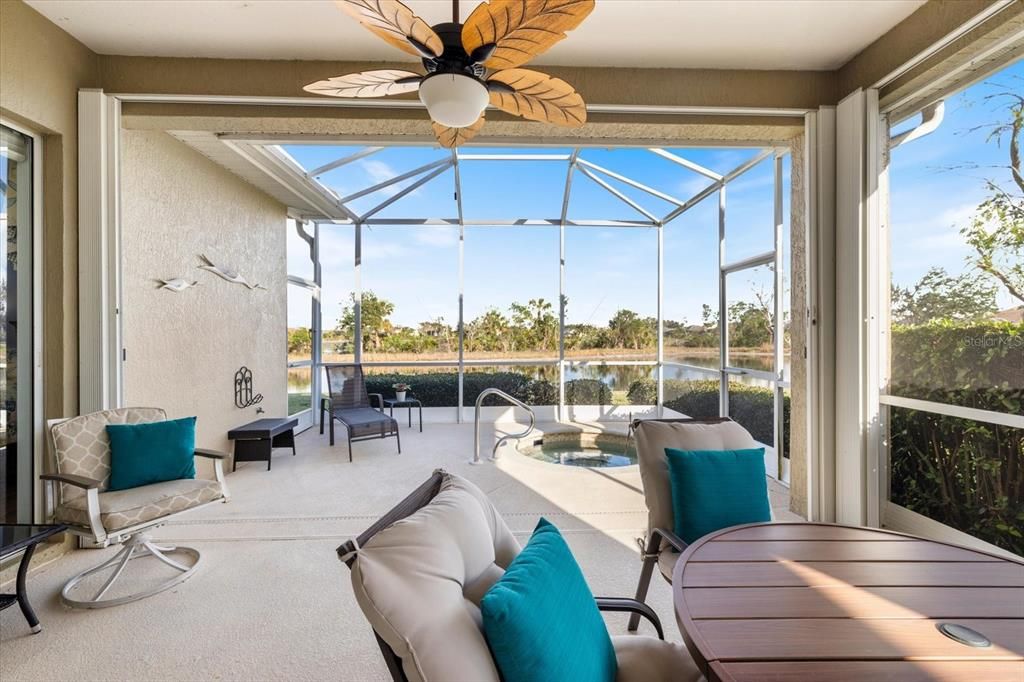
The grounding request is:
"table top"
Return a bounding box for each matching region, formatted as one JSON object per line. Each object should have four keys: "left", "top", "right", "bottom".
{"left": 672, "top": 522, "right": 1024, "bottom": 682}
{"left": 228, "top": 417, "right": 299, "bottom": 439}
{"left": 0, "top": 524, "right": 67, "bottom": 558}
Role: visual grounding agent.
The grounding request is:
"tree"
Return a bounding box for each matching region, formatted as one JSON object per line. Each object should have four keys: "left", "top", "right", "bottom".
{"left": 466, "top": 309, "right": 512, "bottom": 352}
{"left": 728, "top": 301, "right": 772, "bottom": 348}
{"left": 892, "top": 267, "right": 997, "bottom": 326}
{"left": 287, "top": 327, "right": 312, "bottom": 354}
{"left": 510, "top": 298, "right": 557, "bottom": 351}
{"left": 337, "top": 291, "right": 395, "bottom": 351}
{"left": 959, "top": 88, "right": 1024, "bottom": 305}
{"left": 607, "top": 309, "right": 655, "bottom": 349}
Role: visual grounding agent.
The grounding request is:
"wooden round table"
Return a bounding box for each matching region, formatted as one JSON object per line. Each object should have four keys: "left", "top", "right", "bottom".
{"left": 672, "top": 522, "right": 1024, "bottom": 682}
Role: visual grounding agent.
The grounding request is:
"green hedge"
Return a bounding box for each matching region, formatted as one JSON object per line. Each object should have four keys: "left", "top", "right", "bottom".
{"left": 887, "top": 321, "right": 1023, "bottom": 555}
{"left": 564, "top": 378, "right": 612, "bottom": 406}
{"left": 627, "top": 378, "right": 788, "bottom": 452}
{"left": 362, "top": 371, "right": 610, "bottom": 407}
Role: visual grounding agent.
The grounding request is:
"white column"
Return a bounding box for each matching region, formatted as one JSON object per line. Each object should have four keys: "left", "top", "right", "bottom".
{"left": 78, "top": 89, "right": 122, "bottom": 413}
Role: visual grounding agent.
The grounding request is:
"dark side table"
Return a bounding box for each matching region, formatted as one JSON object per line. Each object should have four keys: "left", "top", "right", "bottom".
{"left": 1, "top": 523, "right": 67, "bottom": 633}
{"left": 228, "top": 417, "right": 299, "bottom": 471}
{"left": 384, "top": 398, "right": 423, "bottom": 432}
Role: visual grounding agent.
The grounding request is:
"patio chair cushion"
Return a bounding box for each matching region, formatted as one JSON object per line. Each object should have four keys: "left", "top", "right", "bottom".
{"left": 55, "top": 478, "right": 223, "bottom": 532}
{"left": 481, "top": 518, "right": 617, "bottom": 682}
{"left": 332, "top": 407, "right": 398, "bottom": 437}
{"left": 665, "top": 448, "right": 771, "bottom": 544}
{"left": 634, "top": 419, "right": 757, "bottom": 551}
{"left": 611, "top": 636, "right": 704, "bottom": 682}
{"left": 349, "top": 472, "right": 520, "bottom": 682}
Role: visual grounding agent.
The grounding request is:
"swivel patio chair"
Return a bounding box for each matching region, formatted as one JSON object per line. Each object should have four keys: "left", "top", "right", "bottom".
{"left": 337, "top": 469, "right": 703, "bottom": 682}
{"left": 41, "top": 407, "right": 230, "bottom": 608}
{"left": 322, "top": 364, "right": 400, "bottom": 461}
{"left": 628, "top": 417, "right": 767, "bottom": 632}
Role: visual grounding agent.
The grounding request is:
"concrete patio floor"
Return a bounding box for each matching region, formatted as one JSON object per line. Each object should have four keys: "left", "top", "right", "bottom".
{"left": 0, "top": 422, "right": 798, "bottom": 681}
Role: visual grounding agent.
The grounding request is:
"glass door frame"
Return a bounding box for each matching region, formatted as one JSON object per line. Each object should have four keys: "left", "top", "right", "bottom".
{"left": 0, "top": 117, "right": 43, "bottom": 523}
{"left": 287, "top": 220, "right": 320, "bottom": 433}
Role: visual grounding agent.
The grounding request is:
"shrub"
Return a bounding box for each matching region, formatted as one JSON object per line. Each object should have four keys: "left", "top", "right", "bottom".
{"left": 887, "top": 320, "right": 1023, "bottom": 555}
{"left": 626, "top": 379, "right": 656, "bottom": 405}
{"left": 565, "top": 379, "right": 612, "bottom": 405}
{"left": 627, "top": 378, "right": 788, "bottom": 452}
{"left": 362, "top": 371, "right": 559, "bottom": 407}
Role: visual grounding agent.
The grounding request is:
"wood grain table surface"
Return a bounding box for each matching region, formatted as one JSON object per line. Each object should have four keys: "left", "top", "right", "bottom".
{"left": 672, "top": 522, "right": 1024, "bottom": 682}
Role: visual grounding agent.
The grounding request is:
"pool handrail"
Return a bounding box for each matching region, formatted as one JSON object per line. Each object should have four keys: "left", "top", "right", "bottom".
{"left": 472, "top": 388, "right": 536, "bottom": 464}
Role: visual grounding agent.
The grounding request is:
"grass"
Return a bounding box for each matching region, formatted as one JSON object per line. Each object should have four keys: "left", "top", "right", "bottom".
{"left": 288, "top": 393, "right": 312, "bottom": 415}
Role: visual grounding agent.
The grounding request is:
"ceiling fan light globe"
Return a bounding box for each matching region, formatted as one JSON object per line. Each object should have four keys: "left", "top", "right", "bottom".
{"left": 419, "top": 73, "right": 489, "bottom": 128}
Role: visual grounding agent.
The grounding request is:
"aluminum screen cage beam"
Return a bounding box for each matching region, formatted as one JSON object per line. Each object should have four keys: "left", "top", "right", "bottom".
{"left": 274, "top": 141, "right": 792, "bottom": 476}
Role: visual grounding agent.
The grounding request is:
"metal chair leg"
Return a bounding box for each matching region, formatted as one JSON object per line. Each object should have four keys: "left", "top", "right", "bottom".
{"left": 629, "top": 536, "right": 660, "bottom": 632}
{"left": 396, "top": 425, "right": 401, "bottom": 454}
{"left": 329, "top": 414, "right": 335, "bottom": 446}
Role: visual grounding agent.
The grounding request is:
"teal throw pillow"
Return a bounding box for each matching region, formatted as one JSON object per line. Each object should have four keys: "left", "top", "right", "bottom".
{"left": 482, "top": 518, "right": 616, "bottom": 682}
{"left": 664, "top": 447, "right": 771, "bottom": 544}
{"left": 106, "top": 416, "right": 197, "bottom": 491}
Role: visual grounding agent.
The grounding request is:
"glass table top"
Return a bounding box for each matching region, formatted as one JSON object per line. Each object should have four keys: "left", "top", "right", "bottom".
{"left": 0, "top": 524, "right": 67, "bottom": 556}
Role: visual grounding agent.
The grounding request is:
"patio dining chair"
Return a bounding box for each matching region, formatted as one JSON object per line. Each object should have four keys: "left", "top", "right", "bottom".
{"left": 40, "top": 407, "right": 230, "bottom": 608}
{"left": 337, "top": 469, "right": 703, "bottom": 682}
{"left": 322, "top": 363, "right": 400, "bottom": 461}
{"left": 628, "top": 417, "right": 769, "bottom": 631}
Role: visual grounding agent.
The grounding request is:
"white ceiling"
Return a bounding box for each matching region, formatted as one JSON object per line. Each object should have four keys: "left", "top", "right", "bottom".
{"left": 27, "top": 0, "right": 926, "bottom": 71}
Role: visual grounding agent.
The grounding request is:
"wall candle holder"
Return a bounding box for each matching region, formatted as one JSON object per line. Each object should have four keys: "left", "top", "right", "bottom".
{"left": 234, "top": 366, "right": 264, "bottom": 409}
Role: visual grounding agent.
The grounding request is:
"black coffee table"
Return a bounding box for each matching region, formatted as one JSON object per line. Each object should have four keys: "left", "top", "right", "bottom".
{"left": 1, "top": 523, "right": 67, "bottom": 633}
{"left": 228, "top": 417, "right": 299, "bottom": 471}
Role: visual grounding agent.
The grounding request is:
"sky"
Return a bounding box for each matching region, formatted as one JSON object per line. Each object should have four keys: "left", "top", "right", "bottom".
{"left": 888, "top": 58, "right": 1023, "bottom": 311}
{"left": 286, "top": 57, "right": 1022, "bottom": 331}
{"left": 285, "top": 143, "right": 785, "bottom": 332}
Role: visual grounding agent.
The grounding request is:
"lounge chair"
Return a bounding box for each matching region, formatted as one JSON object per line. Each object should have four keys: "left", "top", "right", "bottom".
{"left": 338, "top": 469, "right": 702, "bottom": 682}
{"left": 321, "top": 364, "right": 400, "bottom": 461}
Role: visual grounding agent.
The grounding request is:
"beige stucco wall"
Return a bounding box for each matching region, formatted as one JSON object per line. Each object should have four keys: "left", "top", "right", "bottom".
{"left": 0, "top": 0, "right": 100, "bottom": 421}
{"left": 120, "top": 130, "right": 287, "bottom": 468}
{"left": 788, "top": 134, "right": 808, "bottom": 518}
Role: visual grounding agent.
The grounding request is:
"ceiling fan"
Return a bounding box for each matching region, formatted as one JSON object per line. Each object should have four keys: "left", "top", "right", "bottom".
{"left": 304, "top": 0, "right": 594, "bottom": 147}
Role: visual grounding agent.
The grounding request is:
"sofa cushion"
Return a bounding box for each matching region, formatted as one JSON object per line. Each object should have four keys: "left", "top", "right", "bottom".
{"left": 482, "top": 518, "right": 616, "bottom": 682}
{"left": 349, "top": 472, "right": 520, "bottom": 682}
{"left": 612, "top": 636, "right": 704, "bottom": 682}
{"left": 634, "top": 420, "right": 757, "bottom": 548}
{"left": 665, "top": 448, "right": 772, "bottom": 544}
{"left": 55, "top": 478, "right": 222, "bottom": 532}
{"left": 107, "top": 416, "right": 197, "bottom": 491}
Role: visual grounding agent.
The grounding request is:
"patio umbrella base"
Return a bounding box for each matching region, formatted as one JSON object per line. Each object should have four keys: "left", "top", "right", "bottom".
{"left": 61, "top": 533, "right": 201, "bottom": 609}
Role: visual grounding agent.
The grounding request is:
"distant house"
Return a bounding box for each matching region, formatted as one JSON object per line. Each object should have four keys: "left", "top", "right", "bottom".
{"left": 992, "top": 306, "right": 1024, "bottom": 324}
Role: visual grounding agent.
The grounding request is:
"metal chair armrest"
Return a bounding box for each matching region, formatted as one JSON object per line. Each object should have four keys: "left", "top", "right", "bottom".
{"left": 40, "top": 474, "right": 107, "bottom": 543}
{"left": 651, "top": 527, "right": 688, "bottom": 554}
{"left": 192, "top": 449, "right": 231, "bottom": 502}
{"left": 194, "top": 448, "right": 228, "bottom": 460}
{"left": 368, "top": 393, "right": 385, "bottom": 410}
{"left": 40, "top": 473, "right": 102, "bottom": 489}
{"left": 594, "top": 597, "right": 664, "bottom": 640}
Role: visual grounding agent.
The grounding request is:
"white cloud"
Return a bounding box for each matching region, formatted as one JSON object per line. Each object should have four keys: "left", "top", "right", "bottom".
{"left": 414, "top": 228, "right": 458, "bottom": 248}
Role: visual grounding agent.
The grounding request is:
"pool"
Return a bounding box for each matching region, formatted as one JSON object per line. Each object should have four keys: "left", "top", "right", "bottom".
{"left": 516, "top": 431, "right": 637, "bottom": 468}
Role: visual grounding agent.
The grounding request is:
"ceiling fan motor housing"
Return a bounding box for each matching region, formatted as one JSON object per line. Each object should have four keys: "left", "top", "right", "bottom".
{"left": 422, "top": 22, "right": 487, "bottom": 79}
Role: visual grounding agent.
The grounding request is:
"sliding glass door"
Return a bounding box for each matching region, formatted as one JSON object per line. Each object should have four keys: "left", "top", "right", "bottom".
{"left": 0, "top": 124, "right": 34, "bottom": 523}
